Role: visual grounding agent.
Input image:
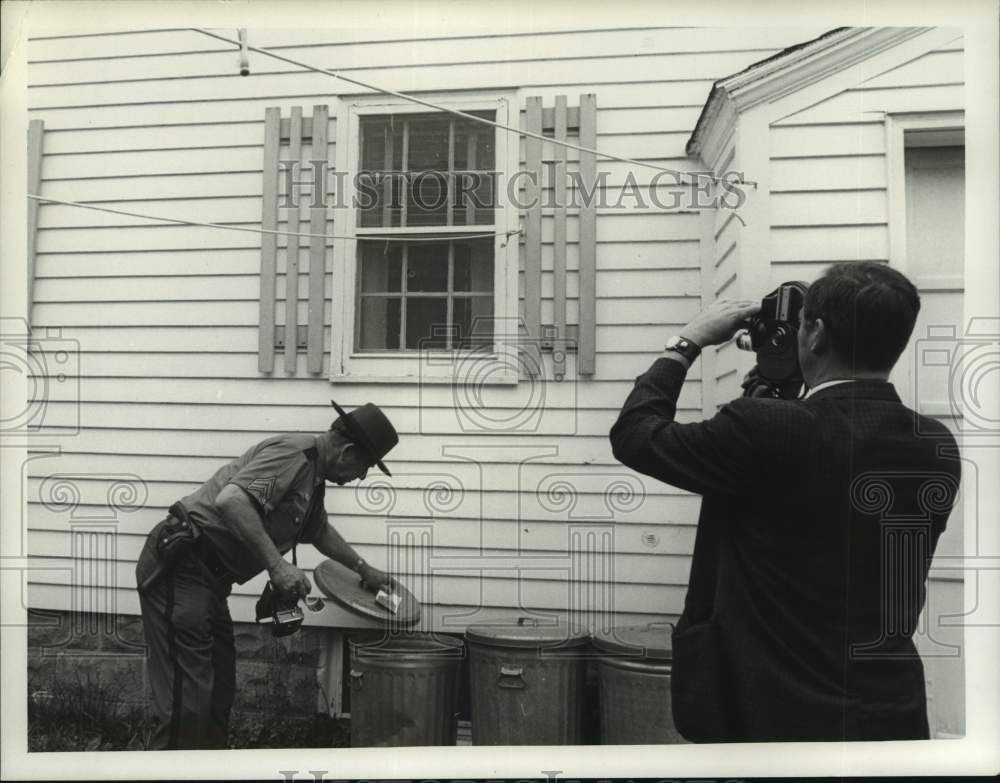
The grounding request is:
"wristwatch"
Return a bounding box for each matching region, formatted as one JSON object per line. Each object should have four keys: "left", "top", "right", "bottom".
{"left": 664, "top": 335, "right": 701, "bottom": 364}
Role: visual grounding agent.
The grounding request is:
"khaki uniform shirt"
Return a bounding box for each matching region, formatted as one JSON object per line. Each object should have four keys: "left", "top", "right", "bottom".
{"left": 176, "top": 433, "right": 327, "bottom": 583}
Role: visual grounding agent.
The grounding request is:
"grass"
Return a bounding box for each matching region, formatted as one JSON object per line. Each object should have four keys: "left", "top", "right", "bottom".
{"left": 28, "top": 668, "right": 349, "bottom": 751}
{"left": 28, "top": 668, "right": 156, "bottom": 752}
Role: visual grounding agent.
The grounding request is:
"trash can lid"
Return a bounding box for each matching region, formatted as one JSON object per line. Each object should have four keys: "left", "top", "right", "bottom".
{"left": 591, "top": 623, "right": 673, "bottom": 660}
{"left": 350, "top": 631, "right": 463, "bottom": 657}
{"left": 465, "top": 618, "right": 589, "bottom": 649}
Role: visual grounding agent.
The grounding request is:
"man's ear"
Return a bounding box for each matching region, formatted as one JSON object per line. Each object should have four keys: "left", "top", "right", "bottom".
{"left": 808, "top": 317, "right": 829, "bottom": 354}
{"left": 341, "top": 441, "right": 369, "bottom": 466}
{"left": 333, "top": 440, "right": 354, "bottom": 462}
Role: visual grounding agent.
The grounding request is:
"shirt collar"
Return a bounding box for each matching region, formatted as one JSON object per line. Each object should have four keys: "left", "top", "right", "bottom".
{"left": 804, "top": 379, "right": 855, "bottom": 399}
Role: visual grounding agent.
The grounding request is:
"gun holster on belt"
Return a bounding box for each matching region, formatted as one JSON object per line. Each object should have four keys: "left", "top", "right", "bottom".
{"left": 137, "top": 502, "right": 202, "bottom": 593}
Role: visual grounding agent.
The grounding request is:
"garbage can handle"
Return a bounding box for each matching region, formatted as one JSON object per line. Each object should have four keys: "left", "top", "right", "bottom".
{"left": 349, "top": 669, "right": 364, "bottom": 691}
{"left": 517, "top": 617, "right": 539, "bottom": 626}
{"left": 497, "top": 664, "right": 526, "bottom": 689}
{"left": 646, "top": 621, "right": 675, "bottom": 631}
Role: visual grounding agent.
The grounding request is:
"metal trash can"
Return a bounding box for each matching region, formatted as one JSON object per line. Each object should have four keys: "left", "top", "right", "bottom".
{"left": 592, "top": 622, "right": 684, "bottom": 744}
{"left": 466, "top": 617, "right": 588, "bottom": 745}
{"left": 348, "top": 632, "right": 463, "bottom": 746}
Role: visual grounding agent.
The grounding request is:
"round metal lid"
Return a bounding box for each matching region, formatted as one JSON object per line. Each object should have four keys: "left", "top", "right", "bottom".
{"left": 350, "top": 631, "right": 463, "bottom": 657}
{"left": 591, "top": 623, "right": 673, "bottom": 660}
{"left": 465, "top": 618, "right": 589, "bottom": 648}
{"left": 314, "top": 558, "right": 421, "bottom": 626}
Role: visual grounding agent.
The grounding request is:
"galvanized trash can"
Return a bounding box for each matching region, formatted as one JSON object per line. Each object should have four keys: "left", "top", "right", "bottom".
{"left": 466, "top": 618, "right": 588, "bottom": 745}
{"left": 348, "top": 632, "right": 463, "bottom": 746}
{"left": 592, "top": 623, "right": 685, "bottom": 744}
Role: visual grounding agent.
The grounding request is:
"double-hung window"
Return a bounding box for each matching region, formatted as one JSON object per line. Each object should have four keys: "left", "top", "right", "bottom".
{"left": 332, "top": 94, "right": 518, "bottom": 382}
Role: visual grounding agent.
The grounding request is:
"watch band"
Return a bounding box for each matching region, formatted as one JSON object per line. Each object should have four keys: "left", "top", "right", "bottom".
{"left": 664, "top": 335, "right": 701, "bottom": 363}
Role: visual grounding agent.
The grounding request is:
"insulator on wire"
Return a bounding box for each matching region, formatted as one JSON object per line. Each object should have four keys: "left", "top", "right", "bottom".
{"left": 238, "top": 29, "right": 250, "bottom": 76}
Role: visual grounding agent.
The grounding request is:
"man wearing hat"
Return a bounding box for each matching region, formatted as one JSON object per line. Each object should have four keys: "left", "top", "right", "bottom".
{"left": 135, "top": 401, "right": 399, "bottom": 750}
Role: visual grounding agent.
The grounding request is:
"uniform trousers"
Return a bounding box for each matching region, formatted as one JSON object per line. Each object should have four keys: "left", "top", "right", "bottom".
{"left": 136, "top": 524, "right": 236, "bottom": 750}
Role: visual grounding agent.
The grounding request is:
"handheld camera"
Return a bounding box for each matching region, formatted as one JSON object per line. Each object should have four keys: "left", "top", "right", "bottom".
{"left": 255, "top": 581, "right": 304, "bottom": 637}
{"left": 735, "top": 281, "right": 809, "bottom": 399}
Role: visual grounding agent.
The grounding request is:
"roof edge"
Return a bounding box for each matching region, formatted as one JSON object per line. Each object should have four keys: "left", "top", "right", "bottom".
{"left": 687, "top": 26, "right": 933, "bottom": 161}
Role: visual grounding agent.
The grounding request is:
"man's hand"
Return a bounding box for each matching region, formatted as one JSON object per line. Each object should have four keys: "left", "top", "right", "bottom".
{"left": 268, "top": 559, "right": 312, "bottom": 599}
{"left": 681, "top": 298, "right": 761, "bottom": 348}
{"left": 358, "top": 563, "right": 391, "bottom": 593}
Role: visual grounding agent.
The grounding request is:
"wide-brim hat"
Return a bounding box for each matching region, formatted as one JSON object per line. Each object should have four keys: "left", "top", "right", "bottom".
{"left": 329, "top": 400, "right": 399, "bottom": 476}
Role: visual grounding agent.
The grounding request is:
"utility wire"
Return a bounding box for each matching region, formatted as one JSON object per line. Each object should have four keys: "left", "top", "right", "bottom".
{"left": 26, "top": 194, "right": 522, "bottom": 244}
{"left": 190, "top": 27, "right": 755, "bottom": 188}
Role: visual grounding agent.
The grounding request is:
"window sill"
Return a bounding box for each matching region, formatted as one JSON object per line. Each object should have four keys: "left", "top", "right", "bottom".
{"left": 330, "top": 351, "right": 519, "bottom": 385}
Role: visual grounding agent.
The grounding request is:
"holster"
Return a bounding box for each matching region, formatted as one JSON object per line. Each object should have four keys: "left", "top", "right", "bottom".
{"left": 137, "top": 502, "right": 203, "bottom": 593}
{"left": 156, "top": 502, "right": 202, "bottom": 566}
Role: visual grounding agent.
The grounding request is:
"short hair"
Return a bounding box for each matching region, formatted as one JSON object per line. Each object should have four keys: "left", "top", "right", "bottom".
{"left": 327, "top": 418, "right": 356, "bottom": 451}
{"left": 803, "top": 261, "right": 920, "bottom": 372}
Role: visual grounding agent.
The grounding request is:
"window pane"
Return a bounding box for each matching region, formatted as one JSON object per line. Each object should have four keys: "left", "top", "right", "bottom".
{"left": 406, "top": 298, "right": 449, "bottom": 350}
{"left": 406, "top": 170, "right": 449, "bottom": 226}
{"left": 360, "top": 118, "right": 388, "bottom": 170}
{"left": 453, "top": 115, "right": 495, "bottom": 170}
{"left": 406, "top": 115, "right": 450, "bottom": 171}
{"left": 406, "top": 243, "right": 448, "bottom": 292}
{"left": 453, "top": 296, "right": 494, "bottom": 349}
{"left": 359, "top": 111, "right": 496, "bottom": 228}
{"left": 359, "top": 297, "right": 401, "bottom": 350}
{"left": 454, "top": 239, "right": 494, "bottom": 293}
{"left": 358, "top": 171, "right": 393, "bottom": 228}
{"left": 360, "top": 243, "right": 402, "bottom": 293}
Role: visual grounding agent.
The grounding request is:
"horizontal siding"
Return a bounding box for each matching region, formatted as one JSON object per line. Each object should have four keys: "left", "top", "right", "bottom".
{"left": 35, "top": 268, "right": 701, "bottom": 302}
{"left": 770, "top": 156, "right": 887, "bottom": 192}
{"left": 30, "top": 505, "right": 699, "bottom": 555}
{"left": 35, "top": 324, "right": 698, "bottom": 356}
{"left": 855, "top": 47, "right": 963, "bottom": 90}
{"left": 28, "top": 430, "right": 656, "bottom": 465}
{"left": 25, "top": 478, "right": 699, "bottom": 523}
{"left": 769, "top": 36, "right": 963, "bottom": 282}
{"left": 770, "top": 225, "right": 889, "bottom": 263}
{"left": 26, "top": 27, "right": 829, "bottom": 70}
{"left": 769, "top": 122, "right": 885, "bottom": 158}
{"left": 26, "top": 562, "right": 690, "bottom": 615}
{"left": 25, "top": 25, "right": 826, "bottom": 628}
{"left": 28, "top": 400, "right": 700, "bottom": 437}
{"left": 28, "top": 531, "right": 695, "bottom": 588}
{"left": 32, "top": 298, "right": 703, "bottom": 329}
{"left": 770, "top": 190, "right": 888, "bottom": 227}
{"left": 33, "top": 242, "right": 701, "bottom": 277}
{"left": 26, "top": 583, "right": 681, "bottom": 634}
{"left": 775, "top": 83, "right": 963, "bottom": 126}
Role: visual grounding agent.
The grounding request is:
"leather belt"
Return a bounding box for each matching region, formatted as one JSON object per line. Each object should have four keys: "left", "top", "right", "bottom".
{"left": 196, "top": 535, "right": 235, "bottom": 584}
{"left": 165, "top": 514, "right": 234, "bottom": 585}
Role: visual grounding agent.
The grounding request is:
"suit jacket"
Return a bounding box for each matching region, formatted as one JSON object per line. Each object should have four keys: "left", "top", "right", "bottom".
{"left": 610, "top": 358, "right": 961, "bottom": 742}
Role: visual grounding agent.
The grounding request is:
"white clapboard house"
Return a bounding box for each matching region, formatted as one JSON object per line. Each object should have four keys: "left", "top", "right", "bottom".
{"left": 24, "top": 24, "right": 966, "bottom": 734}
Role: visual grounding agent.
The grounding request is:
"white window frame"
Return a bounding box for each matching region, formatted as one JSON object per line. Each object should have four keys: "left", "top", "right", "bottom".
{"left": 330, "top": 92, "right": 519, "bottom": 384}
{"left": 886, "top": 110, "right": 965, "bottom": 278}
{"left": 884, "top": 110, "right": 965, "bottom": 410}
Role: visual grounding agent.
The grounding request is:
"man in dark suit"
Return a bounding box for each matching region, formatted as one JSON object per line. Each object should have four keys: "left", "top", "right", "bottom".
{"left": 610, "top": 261, "right": 961, "bottom": 742}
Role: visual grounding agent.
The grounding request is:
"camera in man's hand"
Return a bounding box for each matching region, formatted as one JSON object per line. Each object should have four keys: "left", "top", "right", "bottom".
{"left": 255, "top": 581, "right": 304, "bottom": 637}
{"left": 736, "top": 281, "right": 808, "bottom": 399}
